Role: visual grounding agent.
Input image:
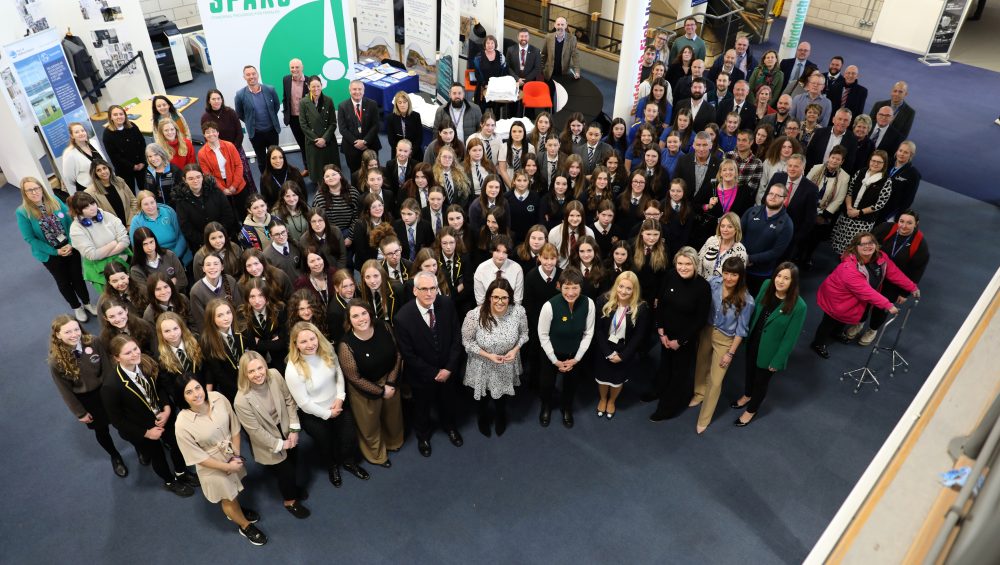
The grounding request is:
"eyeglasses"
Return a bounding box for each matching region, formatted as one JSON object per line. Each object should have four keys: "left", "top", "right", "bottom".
{"left": 415, "top": 286, "right": 438, "bottom": 293}
{"left": 859, "top": 242, "right": 877, "bottom": 247}
{"left": 490, "top": 295, "right": 509, "bottom": 302}
{"left": 24, "top": 187, "right": 43, "bottom": 194}
{"left": 385, "top": 249, "right": 402, "bottom": 256}
{"left": 271, "top": 230, "right": 287, "bottom": 237}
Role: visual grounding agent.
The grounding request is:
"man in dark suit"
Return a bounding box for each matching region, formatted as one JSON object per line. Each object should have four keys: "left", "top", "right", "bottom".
{"left": 674, "top": 131, "right": 721, "bottom": 203}
{"left": 779, "top": 41, "right": 815, "bottom": 95}
{"left": 805, "top": 108, "right": 858, "bottom": 172}
{"left": 337, "top": 80, "right": 382, "bottom": 178}
{"left": 385, "top": 139, "right": 416, "bottom": 196}
{"left": 394, "top": 272, "right": 465, "bottom": 457}
{"left": 715, "top": 80, "right": 756, "bottom": 131}
{"left": 707, "top": 49, "right": 746, "bottom": 85}
{"left": 766, "top": 154, "right": 818, "bottom": 260}
{"left": 673, "top": 77, "right": 715, "bottom": 133}
{"left": 282, "top": 58, "right": 309, "bottom": 160}
{"left": 826, "top": 65, "right": 868, "bottom": 125}
{"left": 869, "top": 105, "right": 905, "bottom": 157}
{"left": 507, "top": 28, "right": 542, "bottom": 84}
{"left": 573, "top": 122, "right": 614, "bottom": 176}
{"left": 869, "top": 81, "right": 915, "bottom": 139}
{"left": 821, "top": 56, "right": 845, "bottom": 96}
{"left": 732, "top": 35, "right": 757, "bottom": 80}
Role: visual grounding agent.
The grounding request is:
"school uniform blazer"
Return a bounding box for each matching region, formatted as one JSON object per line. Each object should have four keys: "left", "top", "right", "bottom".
{"left": 394, "top": 294, "right": 462, "bottom": 388}
{"left": 102, "top": 363, "right": 165, "bottom": 443}
{"left": 392, "top": 219, "right": 434, "bottom": 261}
{"left": 749, "top": 280, "right": 807, "bottom": 371}
{"left": 203, "top": 331, "right": 248, "bottom": 400}
{"left": 385, "top": 159, "right": 416, "bottom": 195}
{"left": 248, "top": 308, "right": 289, "bottom": 365}
{"left": 439, "top": 252, "right": 472, "bottom": 310}
{"left": 233, "top": 369, "right": 299, "bottom": 465}
{"left": 593, "top": 298, "right": 651, "bottom": 362}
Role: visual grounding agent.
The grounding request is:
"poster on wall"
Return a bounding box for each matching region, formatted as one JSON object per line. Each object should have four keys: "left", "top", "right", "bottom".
{"left": 196, "top": 0, "right": 357, "bottom": 146}
{"left": 16, "top": 0, "right": 50, "bottom": 33}
{"left": 91, "top": 29, "right": 137, "bottom": 77}
{"left": 404, "top": 0, "right": 438, "bottom": 94}
{"left": 2, "top": 68, "right": 32, "bottom": 122}
{"left": 5, "top": 28, "right": 96, "bottom": 160}
{"left": 356, "top": 0, "right": 395, "bottom": 61}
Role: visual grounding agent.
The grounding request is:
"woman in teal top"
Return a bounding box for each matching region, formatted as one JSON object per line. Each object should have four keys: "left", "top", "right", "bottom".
{"left": 731, "top": 261, "right": 807, "bottom": 427}
{"left": 129, "top": 189, "right": 192, "bottom": 266}
{"left": 16, "top": 177, "right": 97, "bottom": 322}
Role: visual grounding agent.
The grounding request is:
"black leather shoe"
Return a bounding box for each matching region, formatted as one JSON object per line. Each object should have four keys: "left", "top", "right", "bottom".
{"left": 418, "top": 440, "right": 432, "bottom": 457}
{"left": 165, "top": 480, "right": 195, "bottom": 497}
{"left": 343, "top": 463, "right": 370, "bottom": 480}
{"left": 447, "top": 430, "right": 464, "bottom": 447}
{"left": 138, "top": 452, "right": 150, "bottom": 466}
{"left": 329, "top": 466, "right": 342, "bottom": 487}
{"left": 730, "top": 400, "right": 749, "bottom": 410}
{"left": 177, "top": 471, "right": 200, "bottom": 488}
{"left": 811, "top": 343, "right": 830, "bottom": 359}
{"left": 649, "top": 411, "right": 669, "bottom": 422}
{"left": 377, "top": 459, "right": 392, "bottom": 468}
{"left": 539, "top": 405, "right": 551, "bottom": 427}
{"left": 478, "top": 417, "right": 492, "bottom": 437}
{"left": 639, "top": 391, "right": 659, "bottom": 403}
{"left": 734, "top": 414, "right": 756, "bottom": 427}
{"left": 495, "top": 413, "right": 507, "bottom": 437}
{"left": 112, "top": 456, "right": 128, "bottom": 478}
{"left": 562, "top": 411, "right": 574, "bottom": 429}
{"left": 284, "top": 502, "right": 311, "bottom": 519}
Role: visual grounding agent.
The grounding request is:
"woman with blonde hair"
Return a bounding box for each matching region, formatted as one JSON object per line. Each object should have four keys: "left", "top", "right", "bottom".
{"left": 62, "top": 122, "right": 109, "bottom": 194}
{"left": 592, "top": 271, "right": 650, "bottom": 419}
{"left": 697, "top": 212, "right": 748, "bottom": 280}
{"left": 433, "top": 145, "right": 471, "bottom": 208}
{"left": 387, "top": 91, "right": 423, "bottom": 160}
{"left": 17, "top": 177, "right": 96, "bottom": 321}
{"left": 155, "top": 311, "right": 204, "bottom": 384}
{"left": 103, "top": 103, "right": 147, "bottom": 192}
{"left": 284, "top": 322, "right": 369, "bottom": 487}
{"left": 154, "top": 118, "right": 196, "bottom": 170}
{"left": 234, "top": 350, "right": 310, "bottom": 519}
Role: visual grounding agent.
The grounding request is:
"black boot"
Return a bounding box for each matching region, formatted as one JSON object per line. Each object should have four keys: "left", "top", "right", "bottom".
{"left": 539, "top": 402, "right": 551, "bottom": 427}
{"left": 477, "top": 398, "right": 493, "bottom": 437}
{"left": 495, "top": 398, "right": 508, "bottom": 437}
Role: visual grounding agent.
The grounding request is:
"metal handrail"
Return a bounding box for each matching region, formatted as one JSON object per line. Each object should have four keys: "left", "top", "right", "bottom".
{"left": 652, "top": 4, "right": 746, "bottom": 58}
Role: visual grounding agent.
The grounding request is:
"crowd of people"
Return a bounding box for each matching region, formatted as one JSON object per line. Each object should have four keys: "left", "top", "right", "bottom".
{"left": 20, "top": 18, "right": 929, "bottom": 547}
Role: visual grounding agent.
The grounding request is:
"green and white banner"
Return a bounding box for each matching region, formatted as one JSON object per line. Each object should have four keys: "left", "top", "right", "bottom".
{"left": 197, "top": 0, "right": 356, "bottom": 111}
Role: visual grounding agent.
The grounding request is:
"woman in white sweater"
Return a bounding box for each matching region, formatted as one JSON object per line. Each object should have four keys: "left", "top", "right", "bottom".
{"left": 67, "top": 192, "right": 130, "bottom": 294}
{"left": 62, "top": 122, "right": 109, "bottom": 194}
{"left": 284, "top": 322, "right": 369, "bottom": 487}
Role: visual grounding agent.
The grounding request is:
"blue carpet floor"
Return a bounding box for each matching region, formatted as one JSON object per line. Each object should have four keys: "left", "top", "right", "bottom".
{"left": 3, "top": 20, "right": 999, "bottom": 563}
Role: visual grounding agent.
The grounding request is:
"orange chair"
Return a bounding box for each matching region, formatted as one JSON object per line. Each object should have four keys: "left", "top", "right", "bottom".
{"left": 464, "top": 69, "right": 476, "bottom": 92}
{"left": 522, "top": 81, "right": 552, "bottom": 111}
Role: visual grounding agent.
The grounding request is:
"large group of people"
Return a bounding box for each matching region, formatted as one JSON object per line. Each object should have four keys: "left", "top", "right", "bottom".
{"left": 21, "top": 18, "right": 931, "bottom": 547}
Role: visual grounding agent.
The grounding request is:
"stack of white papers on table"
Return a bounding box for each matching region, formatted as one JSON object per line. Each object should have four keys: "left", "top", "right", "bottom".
{"left": 485, "top": 76, "right": 519, "bottom": 102}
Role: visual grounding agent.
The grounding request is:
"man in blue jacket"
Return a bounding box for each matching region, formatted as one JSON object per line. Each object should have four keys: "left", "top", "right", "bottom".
{"left": 741, "top": 183, "right": 794, "bottom": 296}
{"left": 234, "top": 65, "right": 281, "bottom": 173}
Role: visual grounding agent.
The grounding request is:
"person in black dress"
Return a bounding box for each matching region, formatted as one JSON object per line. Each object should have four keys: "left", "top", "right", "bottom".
{"left": 592, "top": 272, "right": 650, "bottom": 419}
{"left": 647, "top": 247, "right": 712, "bottom": 420}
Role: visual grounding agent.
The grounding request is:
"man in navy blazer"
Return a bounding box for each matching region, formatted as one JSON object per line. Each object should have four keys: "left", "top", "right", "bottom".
{"left": 765, "top": 154, "right": 818, "bottom": 260}
{"left": 235, "top": 65, "right": 282, "bottom": 173}
{"left": 507, "top": 28, "right": 542, "bottom": 84}
{"left": 805, "top": 108, "right": 858, "bottom": 172}
{"left": 826, "top": 65, "right": 868, "bottom": 126}
{"left": 869, "top": 81, "right": 916, "bottom": 139}
{"left": 337, "top": 80, "right": 382, "bottom": 177}
{"left": 394, "top": 274, "right": 464, "bottom": 457}
{"left": 779, "top": 41, "right": 815, "bottom": 95}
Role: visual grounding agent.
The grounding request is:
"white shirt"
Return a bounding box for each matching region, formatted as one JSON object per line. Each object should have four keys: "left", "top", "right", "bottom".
{"left": 537, "top": 297, "right": 596, "bottom": 362}
{"left": 824, "top": 130, "right": 846, "bottom": 162}
{"left": 416, "top": 302, "right": 435, "bottom": 328}
{"left": 473, "top": 258, "right": 524, "bottom": 305}
{"left": 212, "top": 145, "right": 228, "bottom": 179}
{"left": 547, "top": 224, "right": 596, "bottom": 268}
{"left": 284, "top": 353, "right": 346, "bottom": 419}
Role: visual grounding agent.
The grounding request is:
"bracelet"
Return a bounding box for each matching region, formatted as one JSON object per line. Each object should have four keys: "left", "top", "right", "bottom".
{"left": 724, "top": 351, "right": 734, "bottom": 357}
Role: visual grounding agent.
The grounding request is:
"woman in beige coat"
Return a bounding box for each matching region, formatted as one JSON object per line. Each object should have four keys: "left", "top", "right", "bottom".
{"left": 234, "top": 351, "right": 311, "bottom": 519}
{"left": 84, "top": 159, "right": 136, "bottom": 228}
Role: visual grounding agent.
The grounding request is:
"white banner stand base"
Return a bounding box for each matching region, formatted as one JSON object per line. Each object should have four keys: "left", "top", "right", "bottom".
{"left": 918, "top": 55, "right": 952, "bottom": 67}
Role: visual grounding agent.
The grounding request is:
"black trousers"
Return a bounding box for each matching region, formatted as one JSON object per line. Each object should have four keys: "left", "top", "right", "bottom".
{"left": 743, "top": 341, "right": 776, "bottom": 414}
{"left": 653, "top": 342, "right": 697, "bottom": 418}
{"left": 77, "top": 389, "right": 121, "bottom": 459}
{"left": 801, "top": 218, "right": 836, "bottom": 263}
{"left": 288, "top": 116, "right": 306, "bottom": 157}
{"left": 342, "top": 145, "right": 365, "bottom": 180}
{"left": 249, "top": 128, "right": 280, "bottom": 173}
{"left": 226, "top": 188, "right": 254, "bottom": 222}
{"left": 42, "top": 250, "right": 90, "bottom": 309}
{"left": 746, "top": 273, "right": 769, "bottom": 298}
{"left": 129, "top": 423, "right": 187, "bottom": 484}
{"left": 410, "top": 380, "right": 458, "bottom": 441}
{"left": 299, "top": 409, "right": 359, "bottom": 468}
{"left": 539, "top": 351, "right": 581, "bottom": 412}
{"left": 118, "top": 167, "right": 144, "bottom": 194}
{"left": 811, "top": 313, "right": 846, "bottom": 347}
{"left": 270, "top": 447, "right": 303, "bottom": 501}
{"left": 870, "top": 289, "right": 904, "bottom": 330}
{"left": 477, "top": 395, "right": 508, "bottom": 418}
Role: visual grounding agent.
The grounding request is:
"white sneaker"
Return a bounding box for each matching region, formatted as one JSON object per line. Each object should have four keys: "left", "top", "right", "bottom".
{"left": 74, "top": 307, "right": 88, "bottom": 323}
{"left": 859, "top": 329, "right": 878, "bottom": 346}
{"left": 844, "top": 323, "right": 864, "bottom": 339}
{"left": 83, "top": 303, "right": 99, "bottom": 316}
{"left": 994, "top": 118, "right": 1000, "bottom": 126}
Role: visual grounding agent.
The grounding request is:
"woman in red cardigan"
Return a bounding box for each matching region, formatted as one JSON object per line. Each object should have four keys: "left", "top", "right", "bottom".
{"left": 198, "top": 121, "right": 251, "bottom": 220}
{"left": 154, "top": 118, "right": 196, "bottom": 170}
{"left": 810, "top": 231, "right": 919, "bottom": 359}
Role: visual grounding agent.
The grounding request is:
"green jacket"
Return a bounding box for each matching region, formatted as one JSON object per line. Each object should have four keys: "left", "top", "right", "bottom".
{"left": 749, "top": 279, "right": 807, "bottom": 371}
{"left": 299, "top": 93, "right": 340, "bottom": 185}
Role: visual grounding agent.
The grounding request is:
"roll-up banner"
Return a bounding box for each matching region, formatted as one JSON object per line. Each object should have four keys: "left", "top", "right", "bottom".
{"left": 403, "top": 0, "right": 438, "bottom": 94}
{"left": 356, "top": 0, "right": 396, "bottom": 61}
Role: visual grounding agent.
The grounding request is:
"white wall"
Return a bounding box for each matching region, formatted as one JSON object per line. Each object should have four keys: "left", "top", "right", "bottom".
{"left": 871, "top": 0, "right": 943, "bottom": 53}
{"left": 141, "top": 0, "right": 202, "bottom": 29}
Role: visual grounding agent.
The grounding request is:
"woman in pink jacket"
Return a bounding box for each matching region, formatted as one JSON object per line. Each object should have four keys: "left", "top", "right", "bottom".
{"left": 810, "top": 232, "right": 919, "bottom": 358}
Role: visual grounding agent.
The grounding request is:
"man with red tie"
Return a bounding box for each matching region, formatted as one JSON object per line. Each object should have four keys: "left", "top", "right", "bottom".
{"left": 336, "top": 80, "right": 382, "bottom": 178}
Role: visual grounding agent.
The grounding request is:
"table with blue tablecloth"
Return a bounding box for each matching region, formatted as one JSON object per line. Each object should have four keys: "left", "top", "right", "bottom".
{"left": 351, "top": 62, "right": 420, "bottom": 112}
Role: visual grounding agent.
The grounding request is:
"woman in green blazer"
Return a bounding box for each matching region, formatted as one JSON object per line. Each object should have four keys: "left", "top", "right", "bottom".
{"left": 16, "top": 177, "right": 98, "bottom": 322}
{"left": 299, "top": 76, "right": 341, "bottom": 185}
{"left": 731, "top": 261, "right": 806, "bottom": 426}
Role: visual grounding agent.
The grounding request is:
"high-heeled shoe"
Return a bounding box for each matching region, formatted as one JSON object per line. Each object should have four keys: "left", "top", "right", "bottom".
{"left": 695, "top": 425, "right": 708, "bottom": 435}
{"left": 730, "top": 399, "right": 749, "bottom": 410}
{"left": 811, "top": 343, "right": 830, "bottom": 359}
{"left": 734, "top": 413, "right": 756, "bottom": 427}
